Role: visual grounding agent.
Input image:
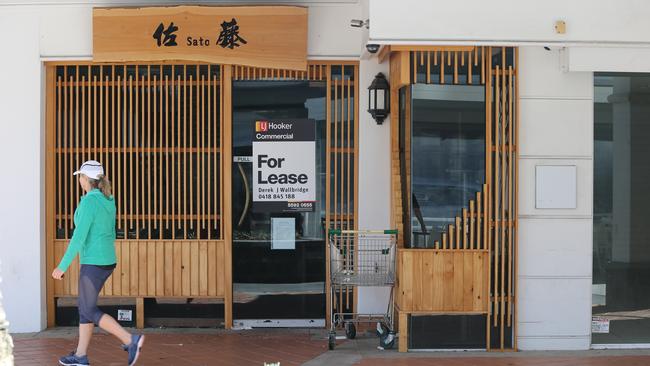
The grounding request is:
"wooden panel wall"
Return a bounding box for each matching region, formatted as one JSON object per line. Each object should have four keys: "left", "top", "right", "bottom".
{"left": 53, "top": 240, "right": 226, "bottom": 298}
{"left": 397, "top": 250, "right": 488, "bottom": 313}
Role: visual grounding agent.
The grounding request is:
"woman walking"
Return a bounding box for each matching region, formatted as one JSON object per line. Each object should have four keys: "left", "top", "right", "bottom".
{"left": 52, "top": 160, "right": 145, "bottom": 366}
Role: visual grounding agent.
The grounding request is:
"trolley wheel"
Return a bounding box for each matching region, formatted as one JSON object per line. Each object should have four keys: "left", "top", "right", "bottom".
{"left": 379, "top": 331, "right": 396, "bottom": 349}
{"left": 328, "top": 332, "right": 336, "bottom": 350}
{"left": 345, "top": 322, "right": 356, "bottom": 339}
{"left": 376, "top": 321, "right": 389, "bottom": 337}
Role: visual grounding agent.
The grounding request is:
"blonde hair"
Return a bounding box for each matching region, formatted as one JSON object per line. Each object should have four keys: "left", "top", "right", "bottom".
{"left": 88, "top": 174, "right": 112, "bottom": 198}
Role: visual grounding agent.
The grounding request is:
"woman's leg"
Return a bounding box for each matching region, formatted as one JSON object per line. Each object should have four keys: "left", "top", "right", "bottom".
{"left": 98, "top": 313, "right": 132, "bottom": 345}
{"left": 76, "top": 323, "right": 94, "bottom": 356}
{"left": 76, "top": 265, "right": 97, "bottom": 357}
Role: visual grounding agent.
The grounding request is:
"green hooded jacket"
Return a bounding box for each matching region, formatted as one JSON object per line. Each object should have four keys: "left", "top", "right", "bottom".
{"left": 57, "top": 189, "right": 117, "bottom": 272}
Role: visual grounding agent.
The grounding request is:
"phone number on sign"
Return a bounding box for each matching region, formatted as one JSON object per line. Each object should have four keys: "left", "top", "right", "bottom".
{"left": 287, "top": 202, "right": 313, "bottom": 209}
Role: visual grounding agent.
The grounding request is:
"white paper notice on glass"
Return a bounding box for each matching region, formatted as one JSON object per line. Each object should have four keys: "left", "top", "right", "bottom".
{"left": 271, "top": 217, "right": 295, "bottom": 250}
{"left": 591, "top": 316, "right": 610, "bottom": 334}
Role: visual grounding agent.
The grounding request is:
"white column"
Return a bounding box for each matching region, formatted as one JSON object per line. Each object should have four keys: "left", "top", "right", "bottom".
{"left": 0, "top": 12, "right": 45, "bottom": 333}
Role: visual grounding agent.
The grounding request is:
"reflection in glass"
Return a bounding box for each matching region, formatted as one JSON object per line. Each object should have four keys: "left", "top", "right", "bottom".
{"left": 407, "top": 84, "right": 485, "bottom": 248}
{"left": 593, "top": 74, "right": 650, "bottom": 343}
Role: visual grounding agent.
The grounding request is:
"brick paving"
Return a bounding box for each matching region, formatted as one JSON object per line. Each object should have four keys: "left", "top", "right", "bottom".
{"left": 13, "top": 329, "right": 329, "bottom": 366}
{"left": 11, "top": 328, "right": 650, "bottom": 366}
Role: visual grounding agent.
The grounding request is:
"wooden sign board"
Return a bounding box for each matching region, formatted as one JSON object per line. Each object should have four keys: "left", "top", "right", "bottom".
{"left": 93, "top": 6, "right": 308, "bottom": 70}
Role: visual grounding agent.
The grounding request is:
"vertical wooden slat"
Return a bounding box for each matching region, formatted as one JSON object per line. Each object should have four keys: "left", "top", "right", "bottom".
{"left": 207, "top": 71, "right": 212, "bottom": 240}
{"left": 166, "top": 74, "right": 171, "bottom": 231}
{"left": 500, "top": 57, "right": 507, "bottom": 349}
{"left": 208, "top": 241, "right": 217, "bottom": 296}
{"left": 195, "top": 70, "right": 201, "bottom": 238}
{"left": 147, "top": 66, "right": 152, "bottom": 239}
{"left": 325, "top": 64, "right": 332, "bottom": 325}
{"left": 469, "top": 201, "right": 475, "bottom": 250}
{"left": 156, "top": 241, "right": 164, "bottom": 295}
{"left": 191, "top": 241, "right": 199, "bottom": 296}
{"left": 217, "top": 240, "right": 225, "bottom": 296}
{"left": 442, "top": 252, "right": 454, "bottom": 311}
{"left": 189, "top": 72, "right": 194, "bottom": 232}
{"left": 130, "top": 239, "right": 139, "bottom": 295}
{"left": 453, "top": 52, "right": 459, "bottom": 84}
{"left": 468, "top": 49, "right": 473, "bottom": 84}
{"left": 426, "top": 51, "right": 431, "bottom": 84}
{"left": 462, "top": 208, "right": 468, "bottom": 249}
{"left": 123, "top": 69, "right": 128, "bottom": 236}
{"left": 152, "top": 73, "right": 158, "bottom": 235}
{"left": 140, "top": 72, "right": 145, "bottom": 241}
{"left": 453, "top": 252, "right": 464, "bottom": 310}
{"left": 138, "top": 238, "right": 147, "bottom": 296}
{"left": 165, "top": 241, "right": 173, "bottom": 296}
{"left": 422, "top": 251, "right": 434, "bottom": 310}
{"left": 121, "top": 241, "right": 130, "bottom": 296}
{"left": 455, "top": 217, "right": 461, "bottom": 249}
{"left": 442, "top": 233, "right": 447, "bottom": 250}
{"left": 449, "top": 224, "right": 455, "bottom": 249}
{"left": 513, "top": 48, "right": 520, "bottom": 350}
{"left": 485, "top": 46, "right": 493, "bottom": 350}
{"left": 129, "top": 75, "right": 134, "bottom": 235}
{"left": 222, "top": 64, "right": 233, "bottom": 328}
{"left": 507, "top": 65, "right": 514, "bottom": 328}
{"left": 440, "top": 51, "right": 445, "bottom": 84}
{"left": 201, "top": 74, "right": 206, "bottom": 234}
{"left": 159, "top": 68, "right": 164, "bottom": 238}
{"left": 147, "top": 241, "right": 155, "bottom": 296}
{"left": 215, "top": 72, "right": 220, "bottom": 237}
{"left": 173, "top": 241, "right": 182, "bottom": 295}
{"left": 412, "top": 253, "right": 422, "bottom": 311}
{"left": 183, "top": 66, "right": 188, "bottom": 236}
{"left": 199, "top": 241, "right": 208, "bottom": 296}
{"left": 114, "top": 242, "right": 122, "bottom": 295}
{"left": 473, "top": 252, "right": 484, "bottom": 311}
{"left": 493, "top": 65, "right": 500, "bottom": 328}
{"left": 175, "top": 72, "right": 181, "bottom": 238}
{"left": 63, "top": 69, "right": 69, "bottom": 237}
{"left": 477, "top": 193, "right": 482, "bottom": 250}
{"left": 463, "top": 252, "right": 474, "bottom": 311}
{"left": 116, "top": 72, "right": 122, "bottom": 234}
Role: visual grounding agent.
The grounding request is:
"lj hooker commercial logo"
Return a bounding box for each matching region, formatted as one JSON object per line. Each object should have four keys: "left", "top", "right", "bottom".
{"left": 255, "top": 120, "right": 268, "bottom": 132}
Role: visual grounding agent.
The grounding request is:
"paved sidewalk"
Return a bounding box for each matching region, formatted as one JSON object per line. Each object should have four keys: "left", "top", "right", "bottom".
{"left": 12, "top": 328, "right": 650, "bottom": 365}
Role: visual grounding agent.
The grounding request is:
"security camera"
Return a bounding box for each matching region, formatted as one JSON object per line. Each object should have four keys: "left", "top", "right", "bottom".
{"left": 366, "top": 44, "right": 380, "bottom": 54}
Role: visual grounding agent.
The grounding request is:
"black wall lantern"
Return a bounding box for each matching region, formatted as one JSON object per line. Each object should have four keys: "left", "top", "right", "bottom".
{"left": 367, "top": 72, "right": 390, "bottom": 124}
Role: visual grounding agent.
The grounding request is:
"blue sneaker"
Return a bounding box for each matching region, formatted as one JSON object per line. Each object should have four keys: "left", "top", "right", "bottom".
{"left": 122, "top": 334, "right": 145, "bottom": 366}
{"left": 59, "top": 351, "right": 90, "bottom": 366}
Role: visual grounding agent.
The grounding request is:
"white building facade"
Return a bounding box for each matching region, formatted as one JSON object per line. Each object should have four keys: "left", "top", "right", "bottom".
{"left": 1, "top": 0, "right": 650, "bottom": 351}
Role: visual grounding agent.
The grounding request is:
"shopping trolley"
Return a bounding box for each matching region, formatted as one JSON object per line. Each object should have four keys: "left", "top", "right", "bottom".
{"left": 327, "top": 229, "right": 398, "bottom": 350}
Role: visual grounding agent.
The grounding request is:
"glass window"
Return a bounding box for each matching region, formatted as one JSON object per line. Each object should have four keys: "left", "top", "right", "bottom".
{"left": 593, "top": 73, "right": 650, "bottom": 344}
{"left": 407, "top": 84, "right": 485, "bottom": 248}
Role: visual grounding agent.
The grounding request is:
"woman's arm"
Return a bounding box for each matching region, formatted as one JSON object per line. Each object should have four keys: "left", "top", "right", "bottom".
{"left": 56, "top": 196, "right": 96, "bottom": 272}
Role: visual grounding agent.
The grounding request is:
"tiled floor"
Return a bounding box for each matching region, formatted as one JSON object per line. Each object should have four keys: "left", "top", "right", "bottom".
{"left": 353, "top": 356, "right": 650, "bottom": 366}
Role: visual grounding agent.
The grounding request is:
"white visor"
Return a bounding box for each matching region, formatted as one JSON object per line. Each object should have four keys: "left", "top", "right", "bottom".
{"left": 73, "top": 160, "right": 104, "bottom": 180}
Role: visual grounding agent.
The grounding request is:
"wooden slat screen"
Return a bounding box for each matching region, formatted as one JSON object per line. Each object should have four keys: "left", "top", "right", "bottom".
{"left": 328, "top": 65, "right": 358, "bottom": 315}
{"left": 54, "top": 64, "right": 222, "bottom": 241}
{"left": 394, "top": 47, "right": 518, "bottom": 351}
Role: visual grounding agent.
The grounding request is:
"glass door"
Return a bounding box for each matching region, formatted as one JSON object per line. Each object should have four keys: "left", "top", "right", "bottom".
{"left": 232, "top": 79, "right": 327, "bottom": 326}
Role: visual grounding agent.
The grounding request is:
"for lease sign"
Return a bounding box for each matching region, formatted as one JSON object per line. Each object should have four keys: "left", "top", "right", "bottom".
{"left": 252, "top": 119, "right": 315, "bottom": 212}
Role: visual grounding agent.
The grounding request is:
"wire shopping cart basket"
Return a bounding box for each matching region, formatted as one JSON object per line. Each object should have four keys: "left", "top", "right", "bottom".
{"left": 327, "top": 229, "right": 398, "bottom": 350}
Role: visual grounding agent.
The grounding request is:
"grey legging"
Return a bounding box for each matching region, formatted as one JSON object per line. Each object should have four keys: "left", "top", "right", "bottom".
{"left": 78, "top": 264, "right": 115, "bottom": 325}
